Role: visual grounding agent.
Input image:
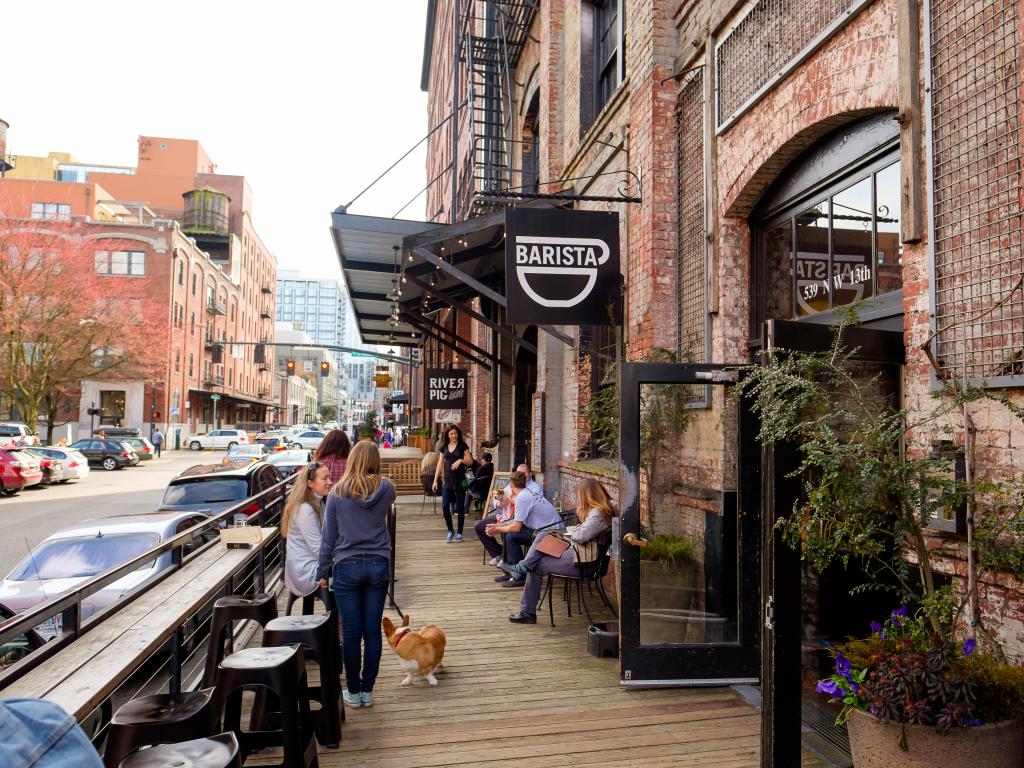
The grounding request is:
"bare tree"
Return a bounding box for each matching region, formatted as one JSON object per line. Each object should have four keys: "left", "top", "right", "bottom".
{"left": 0, "top": 220, "right": 165, "bottom": 442}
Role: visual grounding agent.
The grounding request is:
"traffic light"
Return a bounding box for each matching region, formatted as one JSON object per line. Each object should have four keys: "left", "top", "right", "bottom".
{"left": 150, "top": 410, "right": 161, "bottom": 421}
{"left": 320, "top": 361, "right": 330, "bottom": 378}
{"left": 286, "top": 359, "right": 296, "bottom": 374}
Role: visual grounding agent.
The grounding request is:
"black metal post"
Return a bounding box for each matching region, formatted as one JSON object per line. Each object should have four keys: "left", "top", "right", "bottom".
{"left": 169, "top": 626, "right": 183, "bottom": 696}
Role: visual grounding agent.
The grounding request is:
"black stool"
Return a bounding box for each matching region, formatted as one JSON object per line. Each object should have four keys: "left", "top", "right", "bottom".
{"left": 217, "top": 645, "right": 317, "bottom": 768}
{"left": 285, "top": 587, "right": 331, "bottom": 616}
{"left": 202, "top": 593, "right": 277, "bottom": 687}
{"left": 117, "top": 732, "right": 241, "bottom": 768}
{"left": 103, "top": 689, "right": 220, "bottom": 768}
{"left": 260, "top": 613, "right": 343, "bottom": 747}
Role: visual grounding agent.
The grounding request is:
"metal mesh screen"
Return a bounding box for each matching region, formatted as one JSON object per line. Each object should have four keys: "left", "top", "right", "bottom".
{"left": 677, "top": 69, "right": 706, "bottom": 361}
{"left": 930, "top": 0, "right": 1024, "bottom": 380}
{"left": 716, "top": 0, "right": 860, "bottom": 128}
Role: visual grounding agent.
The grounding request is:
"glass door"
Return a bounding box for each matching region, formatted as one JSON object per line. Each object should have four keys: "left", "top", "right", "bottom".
{"left": 618, "top": 362, "right": 760, "bottom": 685}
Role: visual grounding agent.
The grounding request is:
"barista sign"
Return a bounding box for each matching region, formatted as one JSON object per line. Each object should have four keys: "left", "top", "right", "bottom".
{"left": 505, "top": 208, "right": 621, "bottom": 325}
{"left": 425, "top": 368, "right": 468, "bottom": 409}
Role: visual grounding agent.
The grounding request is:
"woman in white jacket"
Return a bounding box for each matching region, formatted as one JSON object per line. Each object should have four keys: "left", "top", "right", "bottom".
{"left": 281, "top": 462, "right": 333, "bottom": 612}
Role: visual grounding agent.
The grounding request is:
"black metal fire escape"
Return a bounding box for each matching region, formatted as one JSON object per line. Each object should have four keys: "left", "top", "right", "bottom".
{"left": 458, "top": 0, "right": 537, "bottom": 218}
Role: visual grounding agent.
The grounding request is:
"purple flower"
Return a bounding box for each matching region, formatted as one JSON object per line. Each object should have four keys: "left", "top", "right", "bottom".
{"left": 816, "top": 679, "right": 840, "bottom": 696}
{"left": 967, "top": 717, "right": 983, "bottom": 727}
{"left": 890, "top": 605, "right": 908, "bottom": 626}
{"left": 870, "top": 620, "right": 883, "bottom": 635}
{"left": 963, "top": 638, "right": 976, "bottom": 656}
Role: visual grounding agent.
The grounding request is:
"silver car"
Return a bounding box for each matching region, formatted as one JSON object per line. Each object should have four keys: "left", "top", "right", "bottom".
{"left": 0, "top": 512, "right": 218, "bottom": 637}
{"left": 32, "top": 447, "right": 91, "bottom": 481}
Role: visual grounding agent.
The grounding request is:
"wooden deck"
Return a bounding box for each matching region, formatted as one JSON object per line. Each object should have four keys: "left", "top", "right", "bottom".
{"left": 252, "top": 497, "right": 762, "bottom": 768}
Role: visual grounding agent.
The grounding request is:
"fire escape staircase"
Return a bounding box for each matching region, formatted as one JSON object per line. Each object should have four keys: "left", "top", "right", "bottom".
{"left": 458, "top": 0, "right": 536, "bottom": 218}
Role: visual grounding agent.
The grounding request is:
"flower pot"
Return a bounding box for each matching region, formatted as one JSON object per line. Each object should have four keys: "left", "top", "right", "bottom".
{"left": 847, "top": 709, "right": 1024, "bottom": 768}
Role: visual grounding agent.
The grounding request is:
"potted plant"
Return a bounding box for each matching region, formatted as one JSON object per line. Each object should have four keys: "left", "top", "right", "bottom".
{"left": 637, "top": 530, "right": 700, "bottom": 644}
{"left": 356, "top": 410, "right": 378, "bottom": 442}
{"left": 732, "top": 315, "right": 1024, "bottom": 763}
{"left": 815, "top": 607, "right": 1024, "bottom": 767}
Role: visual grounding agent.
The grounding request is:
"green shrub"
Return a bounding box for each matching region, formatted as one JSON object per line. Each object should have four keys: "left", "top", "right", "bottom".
{"left": 641, "top": 532, "right": 697, "bottom": 567}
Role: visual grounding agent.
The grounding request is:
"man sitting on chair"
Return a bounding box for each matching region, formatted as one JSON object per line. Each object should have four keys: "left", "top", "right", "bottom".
{"left": 485, "top": 471, "right": 562, "bottom": 588}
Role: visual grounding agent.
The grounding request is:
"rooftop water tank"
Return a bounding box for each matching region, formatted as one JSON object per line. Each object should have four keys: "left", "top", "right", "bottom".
{"left": 182, "top": 186, "right": 230, "bottom": 235}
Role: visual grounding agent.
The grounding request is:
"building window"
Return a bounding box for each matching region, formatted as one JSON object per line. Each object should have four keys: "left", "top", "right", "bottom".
{"left": 188, "top": 353, "right": 194, "bottom": 377}
{"left": 30, "top": 202, "right": 71, "bottom": 221}
{"left": 99, "top": 390, "right": 126, "bottom": 426}
{"left": 190, "top": 312, "right": 195, "bottom": 335}
{"left": 95, "top": 250, "right": 146, "bottom": 276}
{"left": 581, "top": 324, "right": 617, "bottom": 458}
{"left": 191, "top": 272, "right": 197, "bottom": 295}
{"left": 175, "top": 350, "right": 181, "bottom": 372}
{"left": 594, "top": 0, "right": 622, "bottom": 116}
{"left": 751, "top": 113, "right": 902, "bottom": 335}
{"left": 177, "top": 259, "right": 184, "bottom": 285}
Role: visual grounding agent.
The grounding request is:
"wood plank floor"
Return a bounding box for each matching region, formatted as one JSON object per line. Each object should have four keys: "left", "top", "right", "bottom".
{"left": 250, "top": 497, "right": 762, "bottom": 767}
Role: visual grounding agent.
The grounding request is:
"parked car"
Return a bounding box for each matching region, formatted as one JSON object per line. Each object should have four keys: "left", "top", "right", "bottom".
{"left": 92, "top": 426, "right": 140, "bottom": 438}
{"left": 0, "top": 423, "right": 40, "bottom": 446}
{"left": 69, "top": 439, "right": 138, "bottom": 471}
{"left": 253, "top": 435, "right": 290, "bottom": 452}
{"left": 0, "top": 449, "right": 43, "bottom": 496}
{"left": 0, "top": 512, "right": 219, "bottom": 638}
{"left": 22, "top": 448, "right": 64, "bottom": 485}
{"left": 120, "top": 437, "right": 156, "bottom": 461}
{"left": 293, "top": 430, "right": 326, "bottom": 450}
{"left": 31, "top": 446, "right": 90, "bottom": 482}
{"left": 154, "top": 460, "right": 283, "bottom": 518}
{"left": 223, "top": 444, "right": 269, "bottom": 464}
{"left": 265, "top": 449, "right": 313, "bottom": 477}
{"left": 185, "top": 429, "right": 250, "bottom": 451}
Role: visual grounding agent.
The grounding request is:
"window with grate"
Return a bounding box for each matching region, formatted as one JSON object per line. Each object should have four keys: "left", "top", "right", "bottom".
{"left": 580, "top": 323, "right": 617, "bottom": 458}
{"left": 677, "top": 69, "right": 706, "bottom": 365}
{"left": 594, "top": 0, "right": 622, "bottom": 115}
{"left": 929, "top": 0, "right": 1024, "bottom": 381}
{"left": 715, "top": 0, "right": 865, "bottom": 130}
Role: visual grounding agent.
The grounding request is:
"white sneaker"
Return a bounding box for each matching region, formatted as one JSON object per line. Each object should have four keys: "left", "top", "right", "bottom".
{"left": 488, "top": 556, "right": 501, "bottom": 566}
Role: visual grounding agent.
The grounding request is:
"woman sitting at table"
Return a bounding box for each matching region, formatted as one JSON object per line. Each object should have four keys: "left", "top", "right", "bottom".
{"left": 504, "top": 478, "right": 616, "bottom": 624}
{"left": 281, "top": 461, "right": 333, "bottom": 612}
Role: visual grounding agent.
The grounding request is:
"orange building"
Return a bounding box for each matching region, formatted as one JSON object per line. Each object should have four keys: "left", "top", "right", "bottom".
{"left": 0, "top": 129, "right": 278, "bottom": 440}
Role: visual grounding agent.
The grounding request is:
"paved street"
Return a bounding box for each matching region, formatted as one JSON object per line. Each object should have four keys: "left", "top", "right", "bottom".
{"left": 0, "top": 450, "right": 224, "bottom": 576}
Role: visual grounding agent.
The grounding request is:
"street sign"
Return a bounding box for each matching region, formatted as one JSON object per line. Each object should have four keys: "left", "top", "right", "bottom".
{"left": 303, "top": 360, "right": 314, "bottom": 372}
{"left": 210, "top": 394, "right": 221, "bottom": 401}
{"left": 350, "top": 352, "right": 374, "bottom": 358}
{"left": 373, "top": 374, "right": 392, "bottom": 387}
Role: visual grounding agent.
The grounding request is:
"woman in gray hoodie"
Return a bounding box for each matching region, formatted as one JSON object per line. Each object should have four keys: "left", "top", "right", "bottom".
{"left": 317, "top": 441, "right": 396, "bottom": 708}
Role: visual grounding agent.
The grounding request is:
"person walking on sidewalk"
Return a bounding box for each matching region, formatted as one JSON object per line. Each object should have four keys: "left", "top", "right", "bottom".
{"left": 151, "top": 428, "right": 164, "bottom": 458}
{"left": 317, "top": 441, "right": 396, "bottom": 709}
{"left": 432, "top": 425, "right": 470, "bottom": 543}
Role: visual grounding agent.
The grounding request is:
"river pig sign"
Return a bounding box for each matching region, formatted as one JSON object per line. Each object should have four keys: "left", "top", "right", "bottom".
{"left": 425, "top": 368, "right": 469, "bottom": 409}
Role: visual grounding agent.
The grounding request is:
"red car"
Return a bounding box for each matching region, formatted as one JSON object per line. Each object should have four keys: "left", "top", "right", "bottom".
{"left": 0, "top": 447, "right": 44, "bottom": 496}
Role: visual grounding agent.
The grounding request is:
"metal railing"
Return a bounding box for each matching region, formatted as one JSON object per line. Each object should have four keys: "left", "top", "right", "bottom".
{"left": 0, "top": 474, "right": 291, "bottom": 692}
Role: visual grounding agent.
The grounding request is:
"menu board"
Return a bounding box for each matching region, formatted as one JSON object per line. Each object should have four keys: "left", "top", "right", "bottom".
{"left": 484, "top": 471, "right": 513, "bottom": 513}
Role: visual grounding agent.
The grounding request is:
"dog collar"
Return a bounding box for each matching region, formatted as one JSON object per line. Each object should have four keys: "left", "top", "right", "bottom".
{"left": 393, "top": 626, "right": 413, "bottom": 642}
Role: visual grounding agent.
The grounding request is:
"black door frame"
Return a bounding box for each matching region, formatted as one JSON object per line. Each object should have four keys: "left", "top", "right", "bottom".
{"left": 760, "top": 319, "right": 905, "bottom": 767}
{"left": 618, "top": 361, "right": 760, "bottom": 685}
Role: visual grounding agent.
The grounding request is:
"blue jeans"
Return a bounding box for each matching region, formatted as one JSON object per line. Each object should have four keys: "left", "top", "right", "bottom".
{"left": 332, "top": 555, "right": 390, "bottom": 694}
{"left": 441, "top": 484, "right": 466, "bottom": 534}
{"left": 505, "top": 526, "right": 535, "bottom": 565}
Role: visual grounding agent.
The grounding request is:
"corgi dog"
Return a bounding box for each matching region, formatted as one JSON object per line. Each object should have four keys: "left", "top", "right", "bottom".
{"left": 382, "top": 615, "right": 446, "bottom": 686}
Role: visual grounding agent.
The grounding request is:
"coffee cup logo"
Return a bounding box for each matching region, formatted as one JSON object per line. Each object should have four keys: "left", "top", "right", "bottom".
{"left": 513, "top": 236, "right": 611, "bottom": 308}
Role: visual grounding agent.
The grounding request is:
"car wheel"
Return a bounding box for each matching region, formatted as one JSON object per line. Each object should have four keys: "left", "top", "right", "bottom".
{"left": 102, "top": 457, "right": 118, "bottom": 471}
{"left": 190, "top": 441, "right": 203, "bottom": 451}
{"left": 227, "top": 442, "right": 238, "bottom": 449}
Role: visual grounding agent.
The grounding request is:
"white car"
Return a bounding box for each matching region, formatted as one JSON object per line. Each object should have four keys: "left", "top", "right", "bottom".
{"left": 0, "top": 423, "right": 40, "bottom": 447}
{"left": 32, "top": 447, "right": 91, "bottom": 481}
{"left": 185, "top": 429, "right": 250, "bottom": 451}
{"left": 293, "top": 430, "right": 326, "bottom": 450}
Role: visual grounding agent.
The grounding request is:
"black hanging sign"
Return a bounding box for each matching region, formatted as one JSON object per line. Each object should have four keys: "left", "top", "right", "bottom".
{"left": 505, "top": 208, "right": 621, "bottom": 325}
{"left": 425, "top": 367, "right": 468, "bottom": 409}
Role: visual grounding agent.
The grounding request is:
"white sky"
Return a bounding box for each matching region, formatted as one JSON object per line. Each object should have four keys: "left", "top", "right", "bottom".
{"left": 2, "top": 1, "right": 430, "bottom": 280}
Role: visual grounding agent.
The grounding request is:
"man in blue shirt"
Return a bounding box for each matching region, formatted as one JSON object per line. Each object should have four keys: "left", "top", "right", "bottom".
{"left": 485, "top": 470, "right": 562, "bottom": 587}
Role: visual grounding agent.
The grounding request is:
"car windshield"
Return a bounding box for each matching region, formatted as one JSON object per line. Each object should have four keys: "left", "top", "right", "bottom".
{"left": 6, "top": 451, "right": 35, "bottom": 463}
{"left": 10, "top": 533, "right": 160, "bottom": 580}
{"left": 161, "top": 478, "right": 248, "bottom": 505}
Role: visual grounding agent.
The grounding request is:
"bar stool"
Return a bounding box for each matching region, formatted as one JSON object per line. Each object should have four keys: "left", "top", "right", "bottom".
{"left": 117, "top": 732, "right": 241, "bottom": 768}
{"left": 103, "top": 689, "right": 220, "bottom": 768}
{"left": 202, "top": 593, "right": 277, "bottom": 687}
{"left": 260, "top": 612, "right": 343, "bottom": 747}
{"left": 217, "top": 645, "right": 317, "bottom": 768}
{"left": 285, "top": 587, "right": 331, "bottom": 616}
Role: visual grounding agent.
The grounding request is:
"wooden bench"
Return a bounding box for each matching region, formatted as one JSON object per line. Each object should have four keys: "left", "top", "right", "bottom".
{"left": 384, "top": 459, "right": 424, "bottom": 496}
{"left": 0, "top": 529, "right": 279, "bottom": 721}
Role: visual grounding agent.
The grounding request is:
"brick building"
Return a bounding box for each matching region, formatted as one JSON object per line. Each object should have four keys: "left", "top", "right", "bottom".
{"left": 0, "top": 131, "right": 278, "bottom": 440}
{"left": 331, "top": 0, "right": 1023, "bottom": 763}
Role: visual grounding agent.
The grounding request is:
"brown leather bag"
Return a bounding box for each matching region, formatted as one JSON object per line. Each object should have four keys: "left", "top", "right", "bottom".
{"left": 534, "top": 534, "right": 571, "bottom": 558}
